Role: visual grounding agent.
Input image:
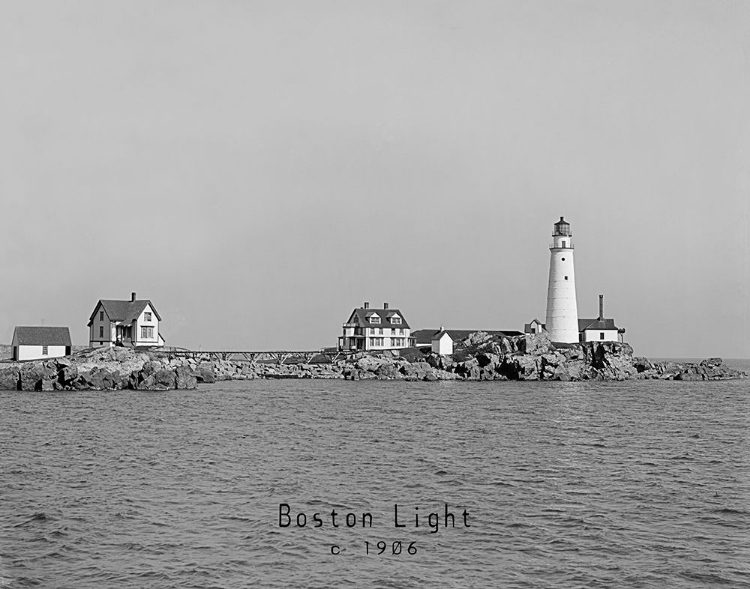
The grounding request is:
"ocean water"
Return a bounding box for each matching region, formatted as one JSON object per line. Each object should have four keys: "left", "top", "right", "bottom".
{"left": 2, "top": 368, "right": 749, "bottom": 588}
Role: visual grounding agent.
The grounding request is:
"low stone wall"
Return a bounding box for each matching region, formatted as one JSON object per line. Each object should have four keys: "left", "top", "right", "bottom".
{"left": 0, "top": 335, "right": 744, "bottom": 391}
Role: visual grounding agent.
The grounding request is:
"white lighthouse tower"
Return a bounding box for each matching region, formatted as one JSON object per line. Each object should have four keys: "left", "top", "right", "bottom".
{"left": 545, "top": 217, "right": 579, "bottom": 343}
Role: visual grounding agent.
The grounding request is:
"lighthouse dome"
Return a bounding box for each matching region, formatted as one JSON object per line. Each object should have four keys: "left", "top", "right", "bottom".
{"left": 553, "top": 217, "right": 571, "bottom": 236}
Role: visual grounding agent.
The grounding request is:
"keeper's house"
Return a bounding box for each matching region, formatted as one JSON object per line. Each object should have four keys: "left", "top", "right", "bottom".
{"left": 88, "top": 293, "right": 165, "bottom": 348}
{"left": 338, "top": 302, "right": 415, "bottom": 351}
{"left": 11, "top": 326, "right": 72, "bottom": 361}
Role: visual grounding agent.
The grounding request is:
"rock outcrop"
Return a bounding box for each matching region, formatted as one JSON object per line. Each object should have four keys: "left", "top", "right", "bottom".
{"left": 443, "top": 333, "right": 744, "bottom": 382}
{"left": 0, "top": 347, "right": 199, "bottom": 391}
{"left": 0, "top": 334, "right": 745, "bottom": 391}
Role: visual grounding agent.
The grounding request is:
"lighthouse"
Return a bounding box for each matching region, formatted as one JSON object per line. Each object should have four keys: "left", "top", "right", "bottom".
{"left": 545, "top": 217, "right": 579, "bottom": 343}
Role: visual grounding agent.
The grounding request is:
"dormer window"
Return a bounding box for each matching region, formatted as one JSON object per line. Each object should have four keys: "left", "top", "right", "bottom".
{"left": 369, "top": 316, "right": 381, "bottom": 324}
{"left": 390, "top": 316, "right": 402, "bottom": 325}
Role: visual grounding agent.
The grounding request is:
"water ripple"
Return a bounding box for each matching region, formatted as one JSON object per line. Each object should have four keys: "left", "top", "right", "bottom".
{"left": 2, "top": 377, "right": 749, "bottom": 587}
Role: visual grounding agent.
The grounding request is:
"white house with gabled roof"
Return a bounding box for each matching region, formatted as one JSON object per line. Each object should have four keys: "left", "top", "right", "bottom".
{"left": 523, "top": 318, "right": 545, "bottom": 335}
{"left": 12, "top": 326, "right": 72, "bottom": 361}
{"left": 338, "top": 302, "right": 415, "bottom": 351}
{"left": 88, "top": 292, "right": 165, "bottom": 348}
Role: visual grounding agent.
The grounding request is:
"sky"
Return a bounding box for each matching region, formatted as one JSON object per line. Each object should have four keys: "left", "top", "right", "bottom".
{"left": 1, "top": 1, "right": 748, "bottom": 358}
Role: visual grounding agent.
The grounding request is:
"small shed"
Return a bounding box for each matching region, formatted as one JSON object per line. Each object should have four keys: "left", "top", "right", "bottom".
{"left": 431, "top": 330, "right": 453, "bottom": 355}
{"left": 578, "top": 319, "right": 622, "bottom": 343}
{"left": 577, "top": 296, "right": 625, "bottom": 343}
{"left": 11, "top": 326, "right": 72, "bottom": 361}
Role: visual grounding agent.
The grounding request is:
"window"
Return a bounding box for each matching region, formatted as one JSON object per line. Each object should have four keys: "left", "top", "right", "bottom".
{"left": 141, "top": 326, "right": 154, "bottom": 339}
{"left": 399, "top": 328, "right": 404, "bottom": 335}
{"left": 99, "top": 326, "right": 104, "bottom": 338}
{"left": 531, "top": 327, "right": 536, "bottom": 334}
{"left": 562, "top": 240, "right": 566, "bottom": 247}
{"left": 391, "top": 316, "right": 401, "bottom": 325}
{"left": 600, "top": 332, "right": 605, "bottom": 340}
{"left": 42, "top": 345, "right": 48, "bottom": 355}
{"left": 144, "top": 312, "right": 152, "bottom": 322}
{"left": 564, "top": 276, "right": 568, "bottom": 281}
{"left": 378, "top": 328, "right": 383, "bottom": 335}
{"left": 369, "top": 316, "right": 380, "bottom": 324}
{"left": 561, "top": 257, "right": 565, "bottom": 261}
{"left": 99, "top": 311, "right": 104, "bottom": 321}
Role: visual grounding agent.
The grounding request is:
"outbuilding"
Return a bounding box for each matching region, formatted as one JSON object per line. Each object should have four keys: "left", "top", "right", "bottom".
{"left": 430, "top": 329, "right": 524, "bottom": 356}
{"left": 11, "top": 326, "right": 72, "bottom": 361}
{"left": 577, "top": 296, "right": 625, "bottom": 343}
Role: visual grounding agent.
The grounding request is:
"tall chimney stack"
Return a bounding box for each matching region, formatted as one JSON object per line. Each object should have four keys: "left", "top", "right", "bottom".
{"left": 598, "top": 295, "right": 604, "bottom": 321}
{"left": 131, "top": 292, "right": 137, "bottom": 302}
{"left": 364, "top": 301, "right": 369, "bottom": 309}
{"left": 384, "top": 302, "right": 389, "bottom": 310}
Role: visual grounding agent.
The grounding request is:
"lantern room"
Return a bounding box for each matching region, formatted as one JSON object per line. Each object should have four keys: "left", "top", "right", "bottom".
{"left": 550, "top": 216, "right": 574, "bottom": 250}
{"left": 553, "top": 217, "right": 571, "bottom": 236}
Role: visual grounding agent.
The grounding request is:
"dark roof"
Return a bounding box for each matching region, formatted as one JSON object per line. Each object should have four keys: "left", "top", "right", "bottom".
{"left": 13, "top": 326, "right": 72, "bottom": 346}
{"left": 578, "top": 318, "right": 618, "bottom": 331}
{"left": 411, "top": 329, "right": 439, "bottom": 345}
{"left": 346, "top": 307, "right": 410, "bottom": 329}
{"left": 414, "top": 328, "right": 524, "bottom": 345}
{"left": 435, "top": 329, "right": 522, "bottom": 341}
{"left": 88, "top": 299, "right": 162, "bottom": 326}
{"left": 416, "top": 329, "right": 520, "bottom": 342}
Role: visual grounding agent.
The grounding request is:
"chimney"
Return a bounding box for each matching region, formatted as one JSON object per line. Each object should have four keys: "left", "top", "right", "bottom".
{"left": 131, "top": 292, "right": 137, "bottom": 302}
{"left": 364, "top": 301, "right": 369, "bottom": 309}
{"left": 598, "top": 295, "right": 604, "bottom": 321}
{"left": 384, "top": 302, "right": 389, "bottom": 310}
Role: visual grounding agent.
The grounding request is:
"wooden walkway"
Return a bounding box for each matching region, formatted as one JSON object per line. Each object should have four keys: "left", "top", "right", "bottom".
{"left": 162, "top": 349, "right": 358, "bottom": 365}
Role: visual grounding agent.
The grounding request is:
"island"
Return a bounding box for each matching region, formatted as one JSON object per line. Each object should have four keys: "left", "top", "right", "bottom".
{"left": 0, "top": 332, "right": 744, "bottom": 391}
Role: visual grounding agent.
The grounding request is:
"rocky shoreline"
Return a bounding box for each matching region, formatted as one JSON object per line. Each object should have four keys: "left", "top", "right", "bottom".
{"left": 0, "top": 333, "right": 745, "bottom": 391}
